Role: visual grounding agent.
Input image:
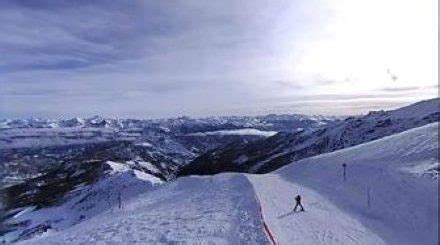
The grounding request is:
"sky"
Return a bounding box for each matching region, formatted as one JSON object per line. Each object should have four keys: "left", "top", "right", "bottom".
{"left": 0, "top": 0, "right": 438, "bottom": 119}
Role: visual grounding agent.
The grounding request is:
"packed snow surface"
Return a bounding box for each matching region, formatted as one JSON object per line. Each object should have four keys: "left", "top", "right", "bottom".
{"left": 22, "top": 174, "right": 269, "bottom": 244}
{"left": 267, "top": 122, "right": 438, "bottom": 245}
{"left": 248, "top": 174, "right": 385, "bottom": 244}
{"left": 17, "top": 123, "right": 438, "bottom": 244}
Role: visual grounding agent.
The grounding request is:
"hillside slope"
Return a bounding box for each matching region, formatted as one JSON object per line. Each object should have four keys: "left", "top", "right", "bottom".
{"left": 18, "top": 174, "right": 270, "bottom": 244}
{"left": 2, "top": 162, "right": 163, "bottom": 243}
{"left": 180, "top": 98, "right": 439, "bottom": 175}
{"left": 250, "top": 122, "right": 438, "bottom": 244}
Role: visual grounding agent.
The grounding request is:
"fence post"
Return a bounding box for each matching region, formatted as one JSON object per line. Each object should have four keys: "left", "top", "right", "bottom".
{"left": 367, "top": 187, "right": 371, "bottom": 209}
{"left": 342, "top": 163, "right": 347, "bottom": 181}
{"left": 118, "top": 192, "right": 122, "bottom": 209}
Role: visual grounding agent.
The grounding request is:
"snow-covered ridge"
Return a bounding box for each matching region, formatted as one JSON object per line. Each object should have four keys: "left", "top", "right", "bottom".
{"left": 15, "top": 174, "right": 271, "bottom": 244}
{"left": 186, "top": 128, "right": 278, "bottom": 137}
{"left": 0, "top": 113, "right": 336, "bottom": 131}
{"left": 3, "top": 162, "right": 163, "bottom": 243}
{"left": 0, "top": 113, "right": 330, "bottom": 154}
{"left": 180, "top": 98, "right": 439, "bottom": 175}
{"left": 272, "top": 122, "right": 439, "bottom": 244}
{"left": 0, "top": 113, "right": 333, "bottom": 187}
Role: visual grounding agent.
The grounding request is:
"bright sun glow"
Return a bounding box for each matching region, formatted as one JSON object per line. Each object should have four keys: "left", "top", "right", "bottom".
{"left": 282, "top": 0, "right": 437, "bottom": 97}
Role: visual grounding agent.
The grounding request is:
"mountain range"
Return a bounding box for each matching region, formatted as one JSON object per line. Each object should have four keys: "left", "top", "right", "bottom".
{"left": 0, "top": 98, "right": 438, "bottom": 243}
{"left": 179, "top": 98, "right": 439, "bottom": 175}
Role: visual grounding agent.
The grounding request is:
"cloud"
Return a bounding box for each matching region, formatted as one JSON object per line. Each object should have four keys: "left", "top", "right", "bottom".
{"left": 0, "top": 0, "right": 437, "bottom": 118}
{"left": 380, "top": 86, "right": 420, "bottom": 92}
{"left": 0, "top": 1, "right": 166, "bottom": 72}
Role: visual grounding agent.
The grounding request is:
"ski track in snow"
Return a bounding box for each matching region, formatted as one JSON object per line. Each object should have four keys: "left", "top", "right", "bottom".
{"left": 247, "top": 122, "right": 438, "bottom": 245}
{"left": 247, "top": 174, "right": 385, "bottom": 245}
{"left": 276, "top": 123, "right": 438, "bottom": 245}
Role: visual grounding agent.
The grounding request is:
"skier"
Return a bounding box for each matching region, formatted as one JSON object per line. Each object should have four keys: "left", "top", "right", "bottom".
{"left": 294, "top": 194, "right": 305, "bottom": 212}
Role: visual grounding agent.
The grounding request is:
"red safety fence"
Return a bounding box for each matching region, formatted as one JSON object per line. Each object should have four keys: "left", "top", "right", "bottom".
{"left": 254, "top": 194, "right": 277, "bottom": 245}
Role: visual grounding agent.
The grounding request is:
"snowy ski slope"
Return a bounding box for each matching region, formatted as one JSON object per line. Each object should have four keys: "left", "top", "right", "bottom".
{"left": 271, "top": 122, "right": 439, "bottom": 245}
{"left": 21, "top": 174, "right": 270, "bottom": 244}
{"left": 18, "top": 123, "right": 438, "bottom": 244}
